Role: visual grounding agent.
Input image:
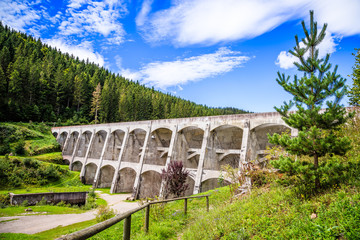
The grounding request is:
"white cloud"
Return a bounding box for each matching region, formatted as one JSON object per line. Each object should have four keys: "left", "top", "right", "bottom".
{"left": 0, "top": 0, "right": 41, "bottom": 32}
{"left": 136, "top": 0, "right": 153, "bottom": 27}
{"left": 58, "top": 0, "right": 127, "bottom": 44}
{"left": 138, "top": 0, "right": 360, "bottom": 46}
{"left": 276, "top": 51, "right": 298, "bottom": 70}
{"left": 121, "top": 47, "right": 250, "bottom": 88}
{"left": 138, "top": 0, "right": 309, "bottom": 46}
{"left": 44, "top": 38, "right": 105, "bottom": 66}
{"left": 276, "top": 31, "right": 339, "bottom": 69}
{"left": 312, "top": 0, "right": 360, "bottom": 36}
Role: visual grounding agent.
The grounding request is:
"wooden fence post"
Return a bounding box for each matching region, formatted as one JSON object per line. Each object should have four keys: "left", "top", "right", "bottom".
{"left": 206, "top": 196, "right": 209, "bottom": 212}
{"left": 123, "top": 215, "right": 131, "bottom": 240}
{"left": 184, "top": 198, "right": 187, "bottom": 215}
{"left": 145, "top": 205, "right": 150, "bottom": 233}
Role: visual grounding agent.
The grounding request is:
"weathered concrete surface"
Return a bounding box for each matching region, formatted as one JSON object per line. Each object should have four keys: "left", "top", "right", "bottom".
{"left": 0, "top": 193, "right": 138, "bottom": 234}
{"left": 52, "top": 112, "right": 296, "bottom": 198}
{"left": 10, "top": 192, "right": 88, "bottom": 206}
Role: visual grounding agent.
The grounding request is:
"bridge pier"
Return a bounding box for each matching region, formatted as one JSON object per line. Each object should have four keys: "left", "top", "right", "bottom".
{"left": 52, "top": 111, "right": 297, "bottom": 199}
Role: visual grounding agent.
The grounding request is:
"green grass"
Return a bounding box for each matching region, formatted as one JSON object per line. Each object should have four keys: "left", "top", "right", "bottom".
{"left": 0, "top": 205, "right": 86, "bottom": 217}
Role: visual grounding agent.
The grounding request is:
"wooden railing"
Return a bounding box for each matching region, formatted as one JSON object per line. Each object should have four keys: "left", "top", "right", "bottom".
{"left": 56, "top": 194, "right": 210, "bottom": 240}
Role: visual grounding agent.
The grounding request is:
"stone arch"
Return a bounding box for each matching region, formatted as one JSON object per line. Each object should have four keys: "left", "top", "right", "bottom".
{"left": 84, "top": 163, "right": 98, "bottom": 185}
{"left": 64, "top": 131, "right": 79, "bottom": 155}
{"left": 145, "top": 128, "right": 172, "bottom": 166}
{"left": 115, "top": 167, "right": 137, "bottom": 193}
{"left": 205, "top": 125, "right": 243, "bottom": 170}
{"left": 123, "top": 128, "right": 147, "bottom": 163}
{"left": 52, "top": 132, "right": 58, "bottom": 139}
{"left": 71, "top": 161, "right": 83, "bottom": 171}
{"left": 58, "top": 132, "right": 68, "bottom": 150}
{"left": 173, "top": 126, "right": 204, "bottom": 169}
{"left": 104, "top": 129, "right": 125, "bottom": 161}
{"left": 138, "top": 170, "right": 162, "bottom": 199}
{"left": 201, "top": 178, "right": 230, "bottom": 193}
{"left": 97, "top": 165, "right": 115, "bottom": 188}
{"left": 64, "top": 159, "right": 70, "bottom": 165}
{"left": 249, "top": 124, "right": 291, "bottom": 160}
{"left": 88, "top": 130, "right": 108, "bottom": 159}
{"left": 76, "top": 131, "right": 92, "bottom": 157}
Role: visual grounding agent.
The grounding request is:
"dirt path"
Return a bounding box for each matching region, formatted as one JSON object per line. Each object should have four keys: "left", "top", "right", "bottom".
{"left": 0, "top": 192, "right": 139, "bottom": 234}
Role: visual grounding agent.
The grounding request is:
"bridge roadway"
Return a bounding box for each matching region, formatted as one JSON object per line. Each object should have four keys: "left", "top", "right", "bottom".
{"left": 52, "top": 111, "right": 296, "bottom": 199}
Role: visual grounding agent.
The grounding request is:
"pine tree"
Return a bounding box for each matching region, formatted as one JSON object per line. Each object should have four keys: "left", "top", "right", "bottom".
{"left": 268, "top": 11, "right": 354, "bottom": 191}
{"left": 91, "top": 82, "right": 101, "bottom": 124}
{"left": 348, "top": 49, "right": 360, "bottom": 106}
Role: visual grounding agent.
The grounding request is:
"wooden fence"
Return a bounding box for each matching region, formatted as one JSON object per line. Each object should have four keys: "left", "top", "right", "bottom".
{"left": 56, "top": 194, "right": 210, "bottom": 240}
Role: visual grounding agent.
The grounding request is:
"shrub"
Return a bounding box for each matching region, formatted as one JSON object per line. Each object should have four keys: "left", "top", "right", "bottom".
{"left": 14, "top": 138, "right": 25, "bottom": 155}
{"left": 161, "top": 161, "right": 190, "bottom": 199}
{"left": 95, "top": 205, "right": 115, "bottom": 222}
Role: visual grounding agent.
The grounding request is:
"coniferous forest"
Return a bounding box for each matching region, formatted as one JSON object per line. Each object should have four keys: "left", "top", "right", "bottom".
{"left": 0, "top": 23, "right": 248, "bottom": 124}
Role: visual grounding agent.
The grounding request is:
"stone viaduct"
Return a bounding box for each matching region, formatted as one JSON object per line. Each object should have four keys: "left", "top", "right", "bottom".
{"left": 52, "top": 111, "right": 296, "bottom": 199}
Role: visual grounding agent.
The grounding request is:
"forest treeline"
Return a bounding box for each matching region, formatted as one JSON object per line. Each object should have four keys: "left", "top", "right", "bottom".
{"left": 0, "top": 23, "right": 248, "bottom": 124}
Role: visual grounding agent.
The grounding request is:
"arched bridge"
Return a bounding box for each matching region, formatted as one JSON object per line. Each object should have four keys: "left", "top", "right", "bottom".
{"left": 52, "top": 111, "right": 297, "bottom": 199}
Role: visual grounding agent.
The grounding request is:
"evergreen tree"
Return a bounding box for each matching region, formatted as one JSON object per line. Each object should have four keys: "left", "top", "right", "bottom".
{"left": 268, "top": 11, "right": 354, "bottom": 191}
{"left": 91, "top": 82, "right": 101, "bottom": 124}
{"left": 348, "top": 49, "right": 360, "bottom": 106}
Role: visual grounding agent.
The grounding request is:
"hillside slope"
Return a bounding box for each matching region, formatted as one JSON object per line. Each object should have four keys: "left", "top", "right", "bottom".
{"left": 0, "top": 23, "right": 248, "bottom": 124}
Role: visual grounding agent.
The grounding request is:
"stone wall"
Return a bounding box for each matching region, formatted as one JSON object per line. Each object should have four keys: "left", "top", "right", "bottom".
{"left": 10, "top": 192, "right": 88, "bottom": 206}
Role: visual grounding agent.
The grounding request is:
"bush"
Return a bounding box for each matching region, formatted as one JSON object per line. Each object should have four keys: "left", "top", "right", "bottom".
{"left": 161, "top": 161, "right": 190, "bottom": 199}
{"left": 0, "top": 193, "right": 10, "bottom": 207}
{"left": 95, "top": 205, "right": 115, "bottom": 222}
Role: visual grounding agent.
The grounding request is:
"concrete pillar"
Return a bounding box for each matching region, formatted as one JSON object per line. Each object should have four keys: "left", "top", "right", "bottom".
{"left": 110, "top": 128, "right": 129, "bottom": 193}
{"left": 79, "top": 129, "right": 96, "bottom": 179}
{"left": 291, "top": 128, "right": 298, "bottom": 137}
{"left": 69, "top": 129, "right": 82, "bottom": 170}
{"left": 132, "top": 124, "right": 152, "bottom": 199}
{"left": 62, "top": 130, "right": 71, "bottom": 153}
{"left": 159, "top": 124, "right": 178, "bottom": 197}
{"left": 193, "top": 123, "right": 210, "bottom": 194}
{"left": 239, "top": 120, "right": 250, "bottom": 172}
{"left": 93, "top": 128, "right": 112, "bottom": 188}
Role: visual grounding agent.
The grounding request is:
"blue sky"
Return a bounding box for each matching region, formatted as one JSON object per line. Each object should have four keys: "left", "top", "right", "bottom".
{"left": 1, "top": 0, "right": 359, "bottom": 113}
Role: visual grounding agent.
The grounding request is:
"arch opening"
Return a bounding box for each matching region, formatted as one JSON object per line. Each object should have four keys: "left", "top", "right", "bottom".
{"left": 71, "top": 161, "right": 83, "bottom": 172}
{"left": 201, "top": 178, "right": 230, "bottom": 193}
{"left": 205, "top": 125, "right": 243, "bottom": 170}
{"left": 75, "top": 131, "right": 92, "bottom": 157}
{"left": 58, "top": 132, "right": 68, "bottom": 150}
{"left": 138, "top": 170, "right": 162, "bottom": 199}
{"left": 249, "top": 124, "right": 290, "bottom": 161}
{"left": 64, "top": 131, "right": 79, "bottom": 155}
{"left": 115, "top": 167, "right": 137, "bottom": 193}
{"left": 145, "top": 128, "right": 172, "bottom": 166}
{"left": 123, "top": 129, "right": 147, "bottom": 163}
{"left": 98, "top": 165, "right": 115, "bottom": 188}
{"left": 104, "top": 130, "right": 125, "bottom": 161}
{"left": 173, "top": 127, "right": 204, "bottom": 169}
{"left": 84, "top": 163, "right": 98, "bottom": 185}
{"left": 88, "top": 130, "right": 108, "bottom": 159}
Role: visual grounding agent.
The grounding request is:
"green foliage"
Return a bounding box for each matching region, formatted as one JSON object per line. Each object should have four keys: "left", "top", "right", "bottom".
{"left": 0, "top": 22, "right": 248, "bottom": 123}
{"left": 348, "top": 49, "right": 360, "bottom": 106}
{"left": 0, "top": 157, "right": 67, "bottom": 189}
{"left": 95, "top": 205, "right": 115, "bottom": 222}
{"left": 161, "top": 161, "right": 190, "bottom": 198}
{"left": 268, "top": 11, "right": 353, "bottom": 193}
